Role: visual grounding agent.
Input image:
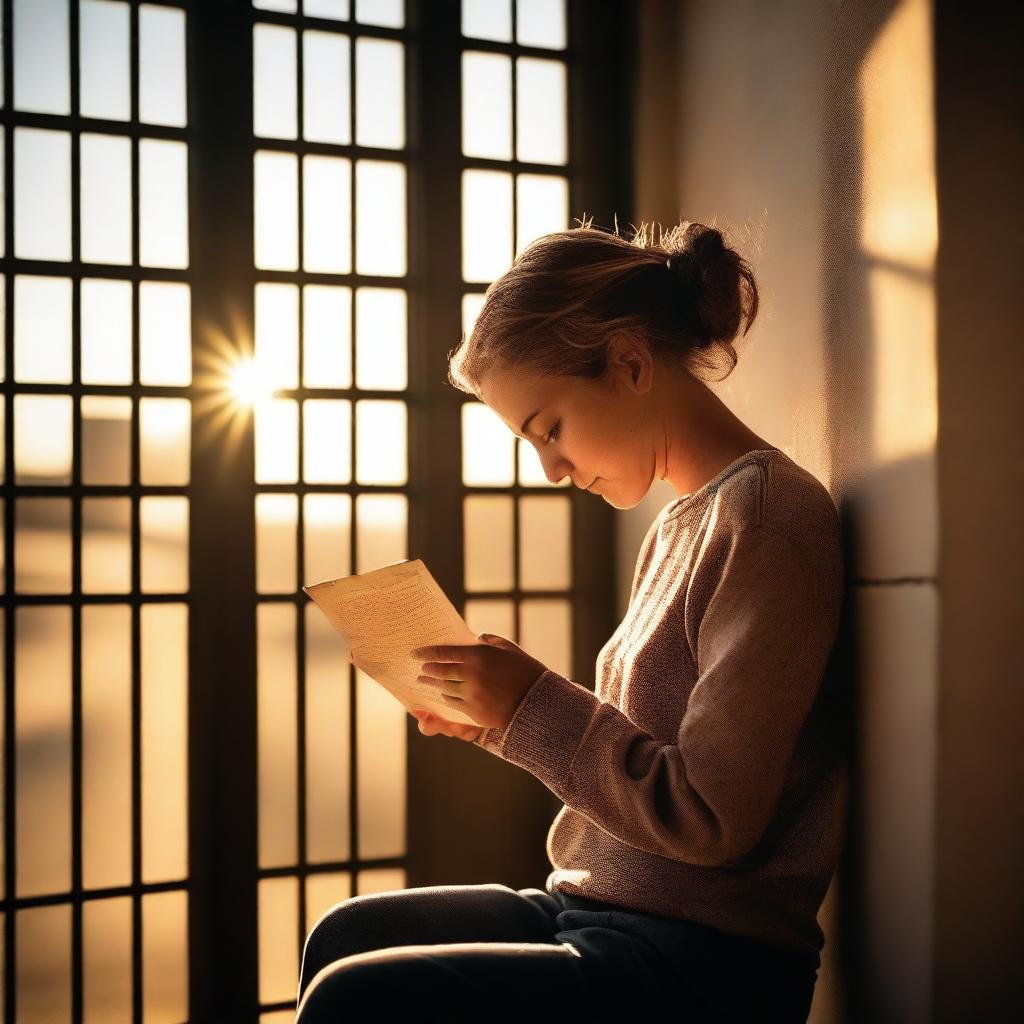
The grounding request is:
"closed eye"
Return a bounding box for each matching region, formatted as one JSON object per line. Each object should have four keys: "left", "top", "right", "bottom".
{"left": 545, "top": 419, "right": 562, "bottom": 444}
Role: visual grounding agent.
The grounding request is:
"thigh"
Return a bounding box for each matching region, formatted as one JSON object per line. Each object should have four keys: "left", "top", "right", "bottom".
{"left": 295, "top": 939, "right": 601, "bottom": 1024}
{"left": 298, "top": 883, "right": 563, "bottom": 1002}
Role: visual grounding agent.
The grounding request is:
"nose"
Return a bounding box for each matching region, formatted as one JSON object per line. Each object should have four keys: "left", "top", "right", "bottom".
{"left": 539, "top": 451, "right": 573, "bottom": 487}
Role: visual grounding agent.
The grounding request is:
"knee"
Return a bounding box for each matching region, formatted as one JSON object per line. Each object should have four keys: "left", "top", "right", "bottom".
{"left": 296, "top": 953, "right": 467, "bottom": 1024}
{"left": 296, "top": 956, "right": 384, "bottom": 1024}
{"left": 298, "top": 897, "right": 379, "bottom": 1001}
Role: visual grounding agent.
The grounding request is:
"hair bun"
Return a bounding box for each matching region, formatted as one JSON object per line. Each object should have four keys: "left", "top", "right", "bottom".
{"left": 661, "top": 222, "right": 756, "bottom": 350}
{"left": 689, "top": 226, "right": 725, "bottom": 262}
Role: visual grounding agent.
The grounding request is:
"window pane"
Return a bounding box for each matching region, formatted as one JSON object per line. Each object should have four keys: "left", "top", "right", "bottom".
{"left": 520, "top": 597, "right": 571, "bottom": 677}
{"left": 354, "top": 399, "right": 405, "bottom": 485}
{"left": 305, "top": 873, "right": 352, "bottom": 934}
{"left": 81, "top": 133, "right": 133, "bottom": 265}
{"left": 516, "top": 0, "right": 567, "bottom": 50}
{"left": 15, "top": 498, "right": 72, "bottom": 593}
{"left": 140, "top": 139, "right": 189, "bottom": 268}
{"left": 258, "top": 877, "right": 299, "bottom": 1004}
{"left": 354, "top": 287, "right": 405, "bottom": 391}
{"left": 16, "top": 905, "right": 71, "bottom": 1020}
{"left": 303, "top": 155, "right": 350, "bottom": 273}
{"left": 304, "top": 602, "right": 351, "bottom": 863}
{"left": 255, "top": 492, "right": 297, "bottom": 594}
{"left": 80, "top": 0, "right": 131, "bottom": 121}
{"left": 140, "top": 496, "right": 189, "bottom": 594}
{"left": 140, "top": 398, "right": 190, "bottom": 486}
{"left": 303, "top": 30, "right": 349, "bottom": 145}
{"left": 254, "top": 397, "right": 299, "bottom": 484}
{"left": 15, "top": 606, "right": 72, "bottom": 894}
{"left": 462, "top": 0, "right": 512, "bottom": 42}
{"left": 516, "top": 173, "right": 568, "bottom": 257}
{"left": 356, "top": 668, "right": 405, "bottom": 858}
{"left": 462, "top": 169, "right": 512, "bottom": 283}
{"left": 461, "top": 401, "right": 515, "bottom": 486}
{"left": 81, "top": 395, "right": 132, "bottom": 486}
{"left": 355, "top": 0, "right": 403, "bottom": 29}
{"left": 255, "top": 282, "right": 299, "bottom": 389}
{"left": 464, "top": 495, "right": 514, "bottom": 592}
{"left": 254, "top": 150, "right": 299, "bottom": 271}
{"left": 254, "top": 0, "right": 298, "bottom": 12}
{"left": 82, "top": 278, "right": 133, "bottom": 385}
{"left": 516, "top": 57, "right": 567, "bottom": 165}
{"left": 519, "top": 495, "right": 571, "bottom": 590}
{"left": 303, "top": 399, "right": 351, "bottom": 483}
{"left": 258, "top": 602, "right": 297, "bottom": 867}
{"left": 15, "top": 395, "right": 73, "bottom": 486}
{"left": 303, "top": 285, "right": 351, "bottom": 389}
{"left": 303, "top": 493, "right": 351, "bottom": 587}
{"left": 140, "top": 281, "right": 191, "bottom": 386}
{"left": 353, "top": 493, "right": 405, "bottom": 574}
{"left": 355, "top": 37, "right": 404, "bottom": 149}
{"left": 13, "top": 0, "right": 69, "bottom": 114}
{"left": 304, "top": 0, "right": 346, "bottom": 18}
{"left": 139, "top": 3, "right": 187, "bottom": 127}
{"left": 82, "top": 497, "right": 132, "bottom": 593}
{"left": 141, "top": 604, "right": 189, "bottom": 882}
{"left": 462, "top": 52, "right": 511, "bottom": 160}
{"left": 463, "top": 597, "right": 516, "bottom": 643}
{"left": 356, "top": 866, "right": 406, "bottom": 895}
{"left": 355, "top": 160, "right": 405, "bottom": 277}
{"left": 253, "top": 23, "right": 297, "bottom": 140}
{"left": 14, "top": 127, "right": 71, "bottom": 261}
{"left": 461, "top": 290, "right": 485, "bottom": 341}
{"left": 82, "top": 606, "right": 133, "bottom": 890}
{"left": 83, "top": 897, "right": 132, "bottom": 1020}
{"left": 142, "top": 890, "right": 189, "bottom": 1022}
{"left": 14, "top": 275, "right": 72, "bottom": 383}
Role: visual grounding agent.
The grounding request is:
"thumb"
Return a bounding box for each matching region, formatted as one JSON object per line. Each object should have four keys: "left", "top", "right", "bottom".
{"left": 477, "top": 632, "right": 517, "bottom": 649}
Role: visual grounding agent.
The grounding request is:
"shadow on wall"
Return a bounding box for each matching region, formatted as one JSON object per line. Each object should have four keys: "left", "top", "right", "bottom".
{"left": 819, "top": 0, "right": 936, "bottom": 1022}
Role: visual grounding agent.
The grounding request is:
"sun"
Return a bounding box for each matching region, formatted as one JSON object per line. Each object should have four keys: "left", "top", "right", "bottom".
{"left": 229, "top": 356, "right": 276, "bottom": 407}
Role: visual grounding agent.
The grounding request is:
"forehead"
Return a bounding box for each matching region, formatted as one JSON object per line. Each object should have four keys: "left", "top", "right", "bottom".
{"left": 477, "top": 365, "right": 569, "bottom": 435}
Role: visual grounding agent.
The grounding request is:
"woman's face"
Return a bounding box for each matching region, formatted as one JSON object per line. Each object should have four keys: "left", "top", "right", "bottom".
{"left": 476, "top": 336, "right": 664, "bottom": 510}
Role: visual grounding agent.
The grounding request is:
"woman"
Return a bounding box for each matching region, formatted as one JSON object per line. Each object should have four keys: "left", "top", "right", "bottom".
{"left": 295, "top": 218, "right": 846, "bottom": 1023}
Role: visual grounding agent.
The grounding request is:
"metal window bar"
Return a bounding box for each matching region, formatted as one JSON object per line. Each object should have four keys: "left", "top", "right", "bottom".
{"left": 1, "top": 1, "right": 632, "bottom": 1020}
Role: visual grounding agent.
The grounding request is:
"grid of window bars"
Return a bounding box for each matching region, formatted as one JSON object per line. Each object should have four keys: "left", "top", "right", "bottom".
{"left": 249, "top": 0, "right": 412, "bottom": 1017}
{"left": 249, "top": 1, "right": 573, "bottom": 1019}
{"left": 2, "top": 0, "right": 191, "bottom": 1020}
{"left": 1, "top": 0, "right": 622, "bottom": 1019}
{"left": 457, "top": 0, "right": 574, "bottom": 699}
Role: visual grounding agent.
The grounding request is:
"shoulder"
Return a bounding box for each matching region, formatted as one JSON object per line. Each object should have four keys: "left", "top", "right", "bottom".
{"left": 711, "top": 451, "right": 843, "bottom": 582}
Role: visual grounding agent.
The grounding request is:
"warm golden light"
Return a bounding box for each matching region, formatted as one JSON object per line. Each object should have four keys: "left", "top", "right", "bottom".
{"left": 229, "top": 356, "right": 277, "bottom": 407}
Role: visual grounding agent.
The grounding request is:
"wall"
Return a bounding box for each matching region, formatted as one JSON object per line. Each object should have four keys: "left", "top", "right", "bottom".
{"left": 627, "top": 1, "right": 977, "bottom": 1020}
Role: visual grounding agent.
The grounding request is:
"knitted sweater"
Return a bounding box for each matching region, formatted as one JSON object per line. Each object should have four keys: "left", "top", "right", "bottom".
{"left": 472, "top": 447, "right": 846, "bottom": 968}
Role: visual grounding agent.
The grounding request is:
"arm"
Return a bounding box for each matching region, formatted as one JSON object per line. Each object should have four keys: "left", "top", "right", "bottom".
{"left": 474, "top": 523, "right": 842, "bottom": 868}
{"left": 474, "top": 511, "right": 664, "bottom": 754}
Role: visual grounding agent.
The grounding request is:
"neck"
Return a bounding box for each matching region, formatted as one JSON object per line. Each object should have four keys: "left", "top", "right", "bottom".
{"left": 659, "top": 373, "right": 773, "bottom": 498}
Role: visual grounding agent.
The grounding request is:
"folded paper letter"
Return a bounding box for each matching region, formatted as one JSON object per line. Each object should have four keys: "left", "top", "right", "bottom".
{"left": 302, "top": 558, "right": 482, "bottom": 726}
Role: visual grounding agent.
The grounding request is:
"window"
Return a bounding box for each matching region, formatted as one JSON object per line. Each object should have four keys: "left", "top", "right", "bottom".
{"left": 2, "top": 1, "right": 628, "bottom": 1019}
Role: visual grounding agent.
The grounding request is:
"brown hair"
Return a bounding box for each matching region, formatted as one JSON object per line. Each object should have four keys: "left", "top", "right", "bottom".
{"left": 447, "top": 214, "right": 760, "bottom": 396}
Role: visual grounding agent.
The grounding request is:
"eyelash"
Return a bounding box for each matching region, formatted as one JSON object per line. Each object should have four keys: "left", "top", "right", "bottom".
{"left": 545, "top": 419, "right": 562, "bottom": 444}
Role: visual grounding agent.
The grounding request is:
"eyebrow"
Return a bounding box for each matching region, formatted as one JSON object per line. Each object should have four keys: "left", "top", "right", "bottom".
{"left": 519, "top": 409, "right": 542, "bottom": 438}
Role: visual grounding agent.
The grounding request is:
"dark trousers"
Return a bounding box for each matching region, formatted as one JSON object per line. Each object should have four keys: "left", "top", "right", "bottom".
{"left": 295, "top": 881, "right": 819, "bottom": 1023}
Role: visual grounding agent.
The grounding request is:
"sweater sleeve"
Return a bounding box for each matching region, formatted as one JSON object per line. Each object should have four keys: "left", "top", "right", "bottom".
{"left": 473, "top": 510, "right": 665, "bottom": 757}
{"left": 473, "top": 522, "right": 842, "bottom": 868}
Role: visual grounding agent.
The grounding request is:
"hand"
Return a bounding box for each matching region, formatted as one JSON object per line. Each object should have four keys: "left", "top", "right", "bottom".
{"left": 410, "top": 709, "right": 483, "bottom": 743}
{"left": 409, "top": 633, "right": 548, "bottom": 730}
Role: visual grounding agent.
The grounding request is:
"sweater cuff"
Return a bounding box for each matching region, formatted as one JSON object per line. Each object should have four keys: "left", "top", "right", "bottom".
{"left": 496, "top": 667, "right": 601, "bottom": 795}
